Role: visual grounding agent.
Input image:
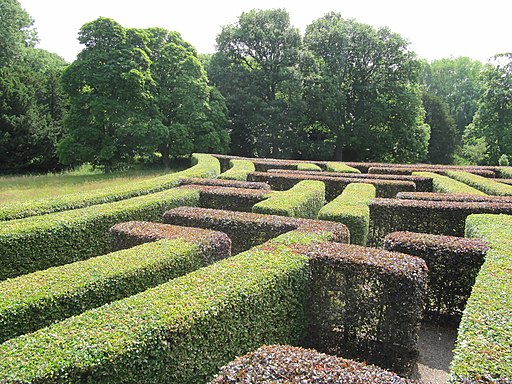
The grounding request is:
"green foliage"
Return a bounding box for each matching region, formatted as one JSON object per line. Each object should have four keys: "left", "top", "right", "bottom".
{"left": 252, "top": 180, "right": 325, "bottom": 218}
{"left": 296, "top": 163, "right": 322, "bottom": 171}
{"left": 0, "top": 187, "right": 200, "bottom": 280}
{"left": 450, "top": 214, "right": 512, "bottom": 382}
{"left": 413, "top": 171, "right": 487, "bottom": 195}
{"left": 0, "top": 245, "right": 309, "bottom": 383}
{"left": 325, "top": 162, "right": 361, "bottom": 173}
{"left": 446, "top": 170, "right": 512, "bottom": 196}
{"left": 219, "top": 159, "right": 255, "bottom": 181}
{"left": 498, "top": 154, "right": 509, "bottom": 166}
{"left": 498, "top": 167, "right": 512, "bottom": 178}
{"left": 302, "top": 13, "right": 428, "bottom": 162}
{"left": 318, "top": 183, "right": 376, "bottom": 245}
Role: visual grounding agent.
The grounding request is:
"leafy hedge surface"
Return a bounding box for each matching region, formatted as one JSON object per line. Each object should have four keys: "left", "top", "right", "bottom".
{"left": 396, "top": 192, "right": 512, "bottom": 203}
{"left": 252, "top": 180, "right": 326, "bottom": 219}
{"left": 383, "top": 231, "right": 488, "bottom": 323}
{"left": 0, "top": 235, "right": 230, "bottom": 343}
{"left": 163, "top": 207, "right": 350, "bottom": 255}
{"left": 450, "top": 214, "right": 512, "bottom": 383}
{"left": 211, "top": 345, "right": 419, "bottom": 383}
{"left": 248, "top": 172, "right": 415, "bottom": 200}
{"left": 413, "top": 171, "right": 487, "bottom": 195}
{"left": 0, "top": 245, "right": 310, "bottom": 383}
{"left": 368, "top": 198, "right": 512, "bottom": 246}
{"left": 296, "top": 162, "right": 322, "bottom": 171}
{"left": 344, "top": 162, "right": 499, "bottom": 175}
{"left": 318, "top": 183, "right": 376, "bottom": 245}
{"left": 446, "top": 170, "right": 512, "bottom": 196}
{"left": 498, "top": 167, "right": 512, "bottom": 178}
{"left": 218, "top": 159, "right": 255, "bottom": 181}
{"left": 325, "top": 162, "right": 361, "bottom": 173}
{"left": 0, "top": 153, "right": 219, "bottom": 221}
{"left": 180, "top": 177, "right": 271, "bottom": 190}
{"left": 0, "top": 188, "right": 200, "bottom": 280}
{"left": 370, "top": 166, "right": 496, "bottom": 177}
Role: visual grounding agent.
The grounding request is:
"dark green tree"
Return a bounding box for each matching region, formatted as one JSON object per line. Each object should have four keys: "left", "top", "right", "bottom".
{"left": 302, "top": 13, "right": 428, "bottom": 162}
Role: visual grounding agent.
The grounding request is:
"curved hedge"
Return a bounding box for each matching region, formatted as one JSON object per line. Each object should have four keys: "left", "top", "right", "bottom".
{"left": 218, "top": 159, "right": 255, "bottom": 181}
{"left": 446, "top": 170, "right": 512, "bottom": 196}
{"left": 413, "top": 171, "right": 487, "bottom": 195}
{"left": 0, "top": 153, "right": 219, "bottom": 221}
{"left": 325, "top": 161, "right": 361, "bottom": 173}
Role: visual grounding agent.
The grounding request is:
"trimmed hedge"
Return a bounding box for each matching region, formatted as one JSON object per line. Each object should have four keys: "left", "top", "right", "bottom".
{"left": 325, "top": 161, "right": 361, "bottom": 173}
{"left": 163, "top": 206, "right": 350, "bottom": 255}
{"left": 218, "top": 159, "right": 255, "bottom": 181}
{"left": 0, "top": 188, "right": 200, "bottom": 280}
{"left": 0, "top": 233, "right": 230, "bottom": 343}
{"left": 211, "top": 345, "right": 419, "bottom": 383}
{"left": 296, "top": 162, "right": 322, "bottom": 171}
{"left": 368, "top": 198, "right": 512, "bottom": 246}
{"left": 0, "top": 244, "right": 310, "bottom": 383}
{"left": 180, "top": 177, "right": 271, "bottom": 190}
{"left": 252, "top": 180, "right": 325, "bottom": 219}
{"left": 248, "top": 171, "right": 415, "bottom": 200}
{"left": 446, "top": 170, "right": 512, "bottom": 196}
{"left": 413, "top": 171, "right": 487, "bottom": 195}
{"left": 497, "top": 167, "right": 512, "bottom": 178}
{"left": 370, "top": 165, "right": 496, "bottom": 177}
{"left": 449, "top": 214, "right": 512, "bottom": 383}
{"left": 318, "top": 183, "right": 376, "bottom": 245}
{"left": 397, "top": 191, "right": 512, "bottom": 203}
{"left": 384, "top": 231, "right": 488, "bottom": 324}
{"left": 0, "top": 153, "right": 219, "bottom": 221}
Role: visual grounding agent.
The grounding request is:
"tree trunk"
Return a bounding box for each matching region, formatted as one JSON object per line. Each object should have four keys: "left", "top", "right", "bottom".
{"left": 161, "top": 146, "right": 170, "bottom": 170}
{"left": 333, "top": 136, "right": 344, "bottom": 161}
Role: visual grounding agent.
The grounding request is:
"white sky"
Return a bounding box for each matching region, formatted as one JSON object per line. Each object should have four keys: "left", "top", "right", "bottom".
{"left": 18, "top": 0, "right": 511, "bottom": 63}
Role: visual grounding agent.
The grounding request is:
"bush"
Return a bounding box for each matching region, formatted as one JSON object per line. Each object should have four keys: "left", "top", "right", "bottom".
{"left": 498, "top": 154, "right": 509, "bottom": 166}
{"left": 498, "top": 167, "right": 512, "bottom": 178}
{"left": 252, "top": 180, "right": 326, "bottom": 219}
{"left": 325, "top": 162, "right": 361, "bottom": 173}
{"left": 180, "top": 177, "right": 271, "bottom": 190}
{"left": 318, "top": 183, "right": 376, "bottom": 245}
{"left": 384, "top": 231, "right": 488, "bottom": 323}
{"left": 296, "top": 162, "right": 322, "bottom": 171}
{"left": 211, "top": 345, "right": 419, "bottom": 383}
{"left": 0, "top": 188, "right": 200, "bottom": 280}
{"left": 450, "top": 214, "right": 512, "bottom": 383}
{"left": 0, "top": 244, "right": 310, "bottom": 383}
{"left": 0, "top": 153, "right": 219, "bottom": 221}
{"left": 0, "top": 233, "right": 230, "bottom": 343}
{"left": 413, "top": 171, "right": 487, "bottom": 195}
{"left": 397, "top": 192, "right": 512, "bottom": 203}
{"left": 370, "top": 166, "right": 496, "bottom": 177}
{"left": 218, "top": 159, "right": 255, "bottom": 181}
{"left": 446, "top": 170, "right": 512, "bottom": 196}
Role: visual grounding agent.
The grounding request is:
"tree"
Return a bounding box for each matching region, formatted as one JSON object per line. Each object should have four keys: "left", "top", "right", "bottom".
{"left": 208, "top": 8, "right": 303, "bottom": 157}
{"left": 422, "top": 92, "right": 457, "bottom": 164}
{"left": 302, "top": 13, "right": 428, "bottom": 162}
{"left": 464, "top": 53, "right": 512, "bottom": 164}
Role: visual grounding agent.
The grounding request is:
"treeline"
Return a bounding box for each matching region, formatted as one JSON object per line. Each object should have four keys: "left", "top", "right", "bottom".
{"left": 1, "top": 1, "right": 511, "bottom": 173}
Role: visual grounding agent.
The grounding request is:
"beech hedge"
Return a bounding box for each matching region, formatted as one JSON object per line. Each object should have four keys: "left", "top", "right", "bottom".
{"left": 325, "top": 162, "right": 361, "bottom": 173}
{"left": 413, "top": 171, "right": 487, "bottom": 195}
{"left": 0, "top": 188, "right": 200, "bottom": 280}
{"left": 449, "top": 214, "right": 512, "bottom": 383}
{"left": 0, "top": 153, "right": 219, "bottom": 221}
{"left": 396, "top": 191, "right": 512, "bottom": 203}
{"left": 218, "top": 159, "right": 255, "bottom": 181}
{"left": 296, "top": 162, "right": 322, "bottom": 171}
{"left": 446, "top": 170, "right": 512, "bottom": 196}
{"left": 370, "top": 166, "right": 496, "bottom": 177}
{"left": 180, "top": 177, "right": 271, "bottom": 190}
{"left": 318, "top": 183, "right": 376, "bottom": 245}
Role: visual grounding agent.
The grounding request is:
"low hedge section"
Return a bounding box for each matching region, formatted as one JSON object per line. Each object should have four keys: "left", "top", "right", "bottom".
{"left": 497, "top": 167, "right": 512, "bottom": 178}
{"left": 383, "top": 231, "right": 488, "bottom": 323}
{"left": 449, "top": 214, "right": 512, "bottom": 383}
{"left": 0, "top": 153, "right": 219, "bottom": 221}
{"left": 218, "top": 159, "right": 255, "bottom": 181}
{"left": 446, "top": 170, "right": 512, "bottom": 196}
{"left": 413, "top": 171, "right": 487, "bottom": 195}
{"left": 371, "top": 166, "right": 496, "bottom": 177}
{"left": 318, "top": 183, "right": 376, "bottom": 245}
{"left": 0, "top": 232, "right": 230, "bottom": 343}
{"left": 211, "top": 345, "right": 419, "bottom": 383}
{"left": 0, "top": 188, "right": 200, "bottom": 280}
{"left": 0, "top": 244, "right": 310, "bottom": 383}
{"left": 296, "top": 162, "right": 322, "bottom": 171}
{"left": 180, "top": 177, "right": 271, "bottom": 190}
{"left": 252, "top": 180, "right": 325, "bottom": 219}
{"left": 396, "top": 191, "right": 512, "bottom": 203}
{"left": 325, "top": 161, "right": 361, "bottom": 173}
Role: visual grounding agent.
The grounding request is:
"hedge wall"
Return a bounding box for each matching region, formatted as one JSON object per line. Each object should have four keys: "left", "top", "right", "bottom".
{"left": 252, "top": 180, "right": 325, "bottom": 219}
{"left": 296, "top": 162, "right": 322, "bottom": 171}
{"left": 318, "top": 183, "right": 376, "bottom": 245}
{"left": 396, "top": 192, "right": 512, "bottom": 203}
{"left": 413, "top": 171, "right": 487, "bottom": 195}
{"left": 446, "top": 170, "right": 512, "bottom": 196}
{"left": 218, "top": 159, "right": 255, "bottom": 181}
{"left": 0, "top": 234, "right": 230, "bottom": 343}
{"left": 497, "top": 167, "right": 512, "bottom": 178}
{"left": 211, "top": 345, "right": 419, "bottom": 383}
{"left": 370, "top": 166, "right": 496, "bottom": 178}
{"left": 383, "top": 231, "right": 488, "bottom": 324}
{"left": 0, "top": 188, "right": 200, "bottom": 280}
{"left": 180, "top": 177, "right": 271, "bottom": 190}
{"left": 0, "top": 245, "right": 310, "bottom": 383}
{"left": 449, "top": 214, "right": 512, "bottom": 383}
{"left": 325, "top": 162, "right": 361, "bottom": 173}
{"left": 0, "top": 153, "right": 219, "bottom": 221}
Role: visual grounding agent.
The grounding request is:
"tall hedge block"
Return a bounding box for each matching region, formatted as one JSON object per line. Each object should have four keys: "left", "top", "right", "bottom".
{"left": 252, "top": 180, "right": 326, "bottom": 219}
{"left": 0, "top": 188, "right": 200, "bottom": 280}
{"left": 325, "top": 161, "right": 361, "bottom": 173}
{"left": 413, "top": 171, "right": 487, "bottom": 195}
{"left": 218, "top": 159, "right": 255, "bottom": 181}
{"left": 318, "top": 183, "right": 376, "bottom": 245}
{"left": 446, "top": 170, "right": 512, "bottom": 196}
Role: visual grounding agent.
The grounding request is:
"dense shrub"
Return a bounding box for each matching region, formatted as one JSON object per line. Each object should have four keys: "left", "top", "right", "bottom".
{"left": 0, "top": 153, "right": 219, "bottom": 221}
{"left": 0, "top": 188, "right": 200, "bottom": 280}
{"left": 318, "top": 183, "right": 376, "bottom": 245}
{"left": 218, "top": 159, "right": 255, "bottom": 181}
{"left": 384, "top": 231, "right": 488, "bottom": 323}
{"left": 296, "top": 162, "right": 322, "bottom": 171}
{"left": 397, "top": 192, "right": 512, "bottom": 203}
{"left": 252, "top": 180, "right": 326, "bottom": 219}
{"left": 446, "top": 170, "right": 512, "bottom": 196}
{"left": 368, "top": 165, "right": 496, "bottom": 177}
{"left": 211, "top": 345, "right": 419, "bottom": 383}
{"left": 0, "top": 234, "right": 230, "bottom": 343}
{"left": 497, "top": 167, "right": 512, "bottom": 178}
{"left": 413, "top": 171, "right": 487, "bottom": 195}
{"left": 180, "top": 177, "right": 271, "bottom": 190}
{"left": 325, "top": 162, "right": 361, "bottom": 173}
{"left": 450, "top": 214, "right": 512, "bottom": 383}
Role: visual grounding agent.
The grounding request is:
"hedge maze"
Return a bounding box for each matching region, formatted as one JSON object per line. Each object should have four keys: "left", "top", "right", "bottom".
{"left": 0, "top": 153, "right": 511, "bottom": 383}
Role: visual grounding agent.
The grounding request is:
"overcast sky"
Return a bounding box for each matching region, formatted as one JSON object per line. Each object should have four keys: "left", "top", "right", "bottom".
{"left": 18, "top": 0, "right": 511, "bottom": 63}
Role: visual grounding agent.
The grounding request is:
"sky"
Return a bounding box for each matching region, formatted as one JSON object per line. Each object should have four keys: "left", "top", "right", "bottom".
{"left": 18, "top": 0, "right": 511, "bottom": 64}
